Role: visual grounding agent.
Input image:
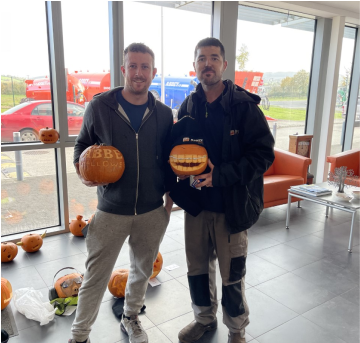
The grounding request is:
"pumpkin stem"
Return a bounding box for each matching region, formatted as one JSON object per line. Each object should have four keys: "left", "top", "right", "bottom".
{"left": 76, "top": 215, "right": 83, "bottom": 220}
{"left": 16, "top": 242, "right": 23, "bottom": 246}
{"left": 41, "top": 230, "right": 47, "bottom": 239}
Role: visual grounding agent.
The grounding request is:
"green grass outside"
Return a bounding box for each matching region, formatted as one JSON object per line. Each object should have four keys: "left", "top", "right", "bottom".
{"left": 269, "top": 96, "right": 307, "bottom": 101}
{"left": 263, "top": 106, "right": 342, "bottom": 121}
{"left": 1, "top": 94, "right": 25, "bottom": 113}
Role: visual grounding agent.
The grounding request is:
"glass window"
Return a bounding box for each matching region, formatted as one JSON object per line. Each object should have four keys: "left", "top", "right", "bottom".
{"left": 1, "top": 149, "right": 59, "bottom": 236}
{"left": 61, "top": 1, "right": 110, "bottom": 136}
{"left": 330, "top": 27, "right": 357, "bottom": 155}
{"left": 351, "top": 88, "right": 360, "bottom": 150}
{"left": 1, "top": 2, "right": 51, "bottom": 143}
{"left": 235, "top": 4, "right": 315, "bottom": 151}
{"left": 123, "top": 1, "right": 211, "bottom": 119}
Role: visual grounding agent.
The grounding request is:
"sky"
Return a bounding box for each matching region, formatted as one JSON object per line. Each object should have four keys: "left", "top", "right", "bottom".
{"left": 1, "top": 1, "right": 355, "bottom": 79}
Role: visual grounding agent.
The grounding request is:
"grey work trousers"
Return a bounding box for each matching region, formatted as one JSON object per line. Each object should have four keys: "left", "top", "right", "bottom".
{"left": 71, "top": 206, "right": 170, "bottom": 342}
{"left": 185, "top": 210, "right": 249, "bottom": 334}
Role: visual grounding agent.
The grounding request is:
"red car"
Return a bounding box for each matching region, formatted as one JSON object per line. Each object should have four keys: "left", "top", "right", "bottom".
{"left": 1, "top": 101, "right": 85, "bottom": 142}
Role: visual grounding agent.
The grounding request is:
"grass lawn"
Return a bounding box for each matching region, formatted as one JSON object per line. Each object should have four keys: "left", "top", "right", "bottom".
{"left": 263, "top": 106, "right": 342, "bottom": 121}
{"left": 1, "top": 94, "right": 25, "bottom": 113}
{"left": 269, "top": 96, "right": 308, "bottom": 102}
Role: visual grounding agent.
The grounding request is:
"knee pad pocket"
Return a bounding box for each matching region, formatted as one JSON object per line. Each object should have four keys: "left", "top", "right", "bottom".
{"left": 221, "top": 282, "right": 245, "bottom": 317}
{"left": 229, "top": 255, "right": 246, "bottom": 282}
{"left": 188, "top": 274, "right": 211, "bottom": 306}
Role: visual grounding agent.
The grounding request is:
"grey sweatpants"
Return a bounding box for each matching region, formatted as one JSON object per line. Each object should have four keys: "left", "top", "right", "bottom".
{"left": 71, "top": 206, "right": 170, "bottom": 342}
{"left": 185, "top": 210, "right": 249, "bottom": 335}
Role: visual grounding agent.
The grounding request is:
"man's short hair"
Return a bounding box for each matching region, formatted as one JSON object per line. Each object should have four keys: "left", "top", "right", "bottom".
{"left": 194, "top": 37, "right": 225, "bottom": 61}
{"left": 123, "top": 43, "right": 155, "bottom": 67}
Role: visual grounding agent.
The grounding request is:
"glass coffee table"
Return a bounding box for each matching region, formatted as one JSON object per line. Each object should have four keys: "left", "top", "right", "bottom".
{"left": 286, "top": 182, "right": 360, "bottom": 252}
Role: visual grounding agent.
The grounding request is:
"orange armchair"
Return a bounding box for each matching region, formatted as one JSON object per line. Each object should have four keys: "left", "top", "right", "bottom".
{"left": 263, "top": 148, "right": 312, "bottom": 208}
{"left": 326, "top": 149, "right": 360, "bottom": 187}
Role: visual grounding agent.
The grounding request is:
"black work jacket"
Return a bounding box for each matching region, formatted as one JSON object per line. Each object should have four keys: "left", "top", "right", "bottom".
{"left": 177, "top": 80, "right": 275, "bottom": 233}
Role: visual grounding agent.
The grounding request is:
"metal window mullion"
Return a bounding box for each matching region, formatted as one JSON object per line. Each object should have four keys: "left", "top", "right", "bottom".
{"left": 343, "top": 27, "right": 360, "bottom": 151}
{"left": 109, "top": 1, "right": 124, "bottom": 89}
{"left": 212, "top": 1, "right": 238, "bottom": 82}
{"left": 46, "top": 1, "right": 69, "bottom": 231}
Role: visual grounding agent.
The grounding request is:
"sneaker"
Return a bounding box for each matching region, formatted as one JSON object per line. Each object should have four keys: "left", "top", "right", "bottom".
{"left": 121, "top": 314, "right": 148, "bottom": 343}
{"left": 67, "top": 339, "right": 90, "bottom": 343}
{"left": 178, "top": 319, "right": 218, "bottom": 343}
{"left": 228, "top": 331, "right": 246, "bottom": 343}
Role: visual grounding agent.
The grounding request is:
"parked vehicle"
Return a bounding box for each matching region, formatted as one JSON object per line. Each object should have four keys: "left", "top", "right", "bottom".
{"left": 1, "top": 101, "right": 85, "bottom": 142}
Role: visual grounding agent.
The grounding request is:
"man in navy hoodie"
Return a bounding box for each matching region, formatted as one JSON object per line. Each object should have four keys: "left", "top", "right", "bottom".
{"left": 172, "top": 38, "right": 275, "bottom": 343}
{"left": 69, "top": 43, "right": 175, "bottom": 343}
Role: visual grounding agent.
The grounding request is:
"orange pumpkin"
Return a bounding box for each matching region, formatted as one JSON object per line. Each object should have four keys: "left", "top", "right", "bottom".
{"left": 69, "top": 215, "right": 86, "bottom": 237}
{"left": 169, "top": 144, "right": 208, "bottom": 175}
{"left": 87, "top": 213, "right": 95, "bottom": 224}
{"left": 16, "top": 231, "right": 46, "bottom": 252}
{"left": 39, "top": 127, "right": 59, "bottom": 144}
{"left": 1, "top": 242, "right": 18, "bottom": 262}
{"left": 54, "top": 273, "right": 83, "bottom": 298}
{"left": 108, "top": 268, "right": 129, "bottom": 298}
{"left": 1, "top": 278, "right": 13, "bottom": 310}
{"left": 79, "top": 144, "right": 125, "bottom": 184}
{"left": 150, "top": 252, "right": 163, "bottom": 279}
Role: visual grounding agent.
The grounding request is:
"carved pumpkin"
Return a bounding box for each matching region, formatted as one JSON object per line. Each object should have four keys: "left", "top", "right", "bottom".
{"left": 108, "top": 268, "right": 129, "bottom": 298}
{"left": 79, "top": 144, "right": 125, "bottom": 184}
{"left": 1, "top": 278, "right": 12, "bottom": 310}
{"left": 1, "top": 242, "right": 18, "bottom": 262}
{"left": 169, "top": 144, "right": 208, "bottom": 175}
{"left": 54, "top": 272, "right": 83, "bottom": 298}
{"left": 69, "top": 215, "right": 86, "bottom": 237}
{"left": 16, "top": 231, "right": 46, "bottom": 252}
{"left": 39, "top": 127, "right": 59, "bottom": 144}
{"left": 150, "top": 252, "right": 163, "bottom": 279}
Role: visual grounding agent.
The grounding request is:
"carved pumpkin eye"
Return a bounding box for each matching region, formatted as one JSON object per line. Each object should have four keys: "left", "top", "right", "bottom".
{"left": 61, "top": 281, "right": 69, "bottom": 289}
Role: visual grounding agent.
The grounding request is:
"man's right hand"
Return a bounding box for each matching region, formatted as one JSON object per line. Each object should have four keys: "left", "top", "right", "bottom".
{"left": 75, "top": 163, "right": 109, "bottom": 187}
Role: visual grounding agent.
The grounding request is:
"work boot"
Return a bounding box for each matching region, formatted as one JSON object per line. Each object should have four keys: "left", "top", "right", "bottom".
{"left": 178, "top": 319, "right": 218, "bottom": 343}
{"left": 121, "top": 314, "right": 148, "bottom": 343}
{"left": 228, "top": 331, "right": 246, "bottom": 343}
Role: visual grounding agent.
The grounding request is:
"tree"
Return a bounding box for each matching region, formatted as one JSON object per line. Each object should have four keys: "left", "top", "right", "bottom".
{"left": 236, "top": 44, "right": 249, "bottom": 71}
{"left": 292, "top": 69, "right": 309, "bottom": 96}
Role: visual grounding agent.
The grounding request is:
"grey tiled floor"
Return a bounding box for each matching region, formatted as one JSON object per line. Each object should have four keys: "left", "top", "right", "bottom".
{"left": 1, "top": 202, "right": 359, "bottom": 343}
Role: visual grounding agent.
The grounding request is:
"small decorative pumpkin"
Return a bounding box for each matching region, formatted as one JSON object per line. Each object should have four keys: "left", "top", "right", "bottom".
{"left": 1, "top": 242, "right": 18, "bottom": 262}
{"left": 1, "top": 278, "right": 13, "bottom": 310}
{"left": 54, "top": 273, "right": 83, "bottom": 298}
{"left": 39, "top": 127, "right": 59, "bottom": 144}
{"left": 169, "top": 144, "right": 208, "bottom": 175}
{"left": 69, "top": 215, "right": 86, "bottom": 237}
{"left": 108, "top": 268, "right": 129, "bottom": 298}
{"left": 79, "top": 144, "right": 125, "bottom": 184}
{"left": 16, "top": 231, "right": 46, "bottom": 252}
{"left": 150, "top": 252, "right": 163, "bottom": 279}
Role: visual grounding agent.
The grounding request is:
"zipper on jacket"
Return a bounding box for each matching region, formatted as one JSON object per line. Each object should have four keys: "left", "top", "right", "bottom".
{"left": 115, "top": 108, "right": 154, "bottom": 216}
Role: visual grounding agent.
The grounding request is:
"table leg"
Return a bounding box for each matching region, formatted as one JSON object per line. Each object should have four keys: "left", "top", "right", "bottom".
{"left": 325, "top": 206, "right": 329, "bottom": 218}
{"left": 286, "top": 193, "right": 291, "bottom": 229}
{"left": 348, "top": 211, "right": 357, "bottom": 253}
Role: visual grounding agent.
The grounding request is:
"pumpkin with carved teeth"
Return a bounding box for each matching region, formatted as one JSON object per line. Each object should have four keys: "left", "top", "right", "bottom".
{"left": 108, "top": 268, "right": 129, "bottom": 298}
{"left": 169, "top": 144, "right": 208, "bottom": 176}
{"left": 1, "top": 242, "right": 18, "bottom": 262}
{"left": 39, "top": 127, "right": 59, "bottom": 144}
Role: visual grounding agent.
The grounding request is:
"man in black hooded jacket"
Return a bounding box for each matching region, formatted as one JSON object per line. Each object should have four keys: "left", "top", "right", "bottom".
{"left": 172, "top": 38, "right": 275, "bottom": 343}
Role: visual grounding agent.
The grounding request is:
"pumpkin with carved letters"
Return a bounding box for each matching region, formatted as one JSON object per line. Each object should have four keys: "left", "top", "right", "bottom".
{"left": 79, "top": 144, "right": 125, "bottom": 183}
{"left": 169, "top": 144, "right": 208, "bottom": 175}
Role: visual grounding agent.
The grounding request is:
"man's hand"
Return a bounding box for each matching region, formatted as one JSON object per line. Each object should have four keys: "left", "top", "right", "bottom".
{"left": 75, "top": 162, "right": 109, "bottom": 187}
{"left": 194, "top": 159, "right": 214, "bottom": 188}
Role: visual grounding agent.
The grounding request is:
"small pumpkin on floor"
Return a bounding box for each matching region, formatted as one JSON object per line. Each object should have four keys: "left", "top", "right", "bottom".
{"left": 69, "top": 215, "right": 87, "bottom": 237}
{"left": 1, "top": 278, "right": 13, "bottom": 310}
{"left": 108, "top": 268, "right": 129, "bottom": 298}
{"left": 1, "top": 242, "right": 18, "bottom": 262}
{"left": 54, "top": 273, "right": 83, "bottom": 298}
{"left": 16, "top": 231, "right": 46, "bottom": 252}
{"left": 150, "top": 252, "right": 163, "bottom": 279}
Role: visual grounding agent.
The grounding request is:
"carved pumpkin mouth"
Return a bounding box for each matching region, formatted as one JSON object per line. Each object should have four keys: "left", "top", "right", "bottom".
{"left": 7, "top": 254, "right": 11, "bottom": 260}
{"left": 32, "top": 244, "right": 40, "bottom": 250}
{"left": 169, "top": 155, "right": 207, "bottom": 172}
